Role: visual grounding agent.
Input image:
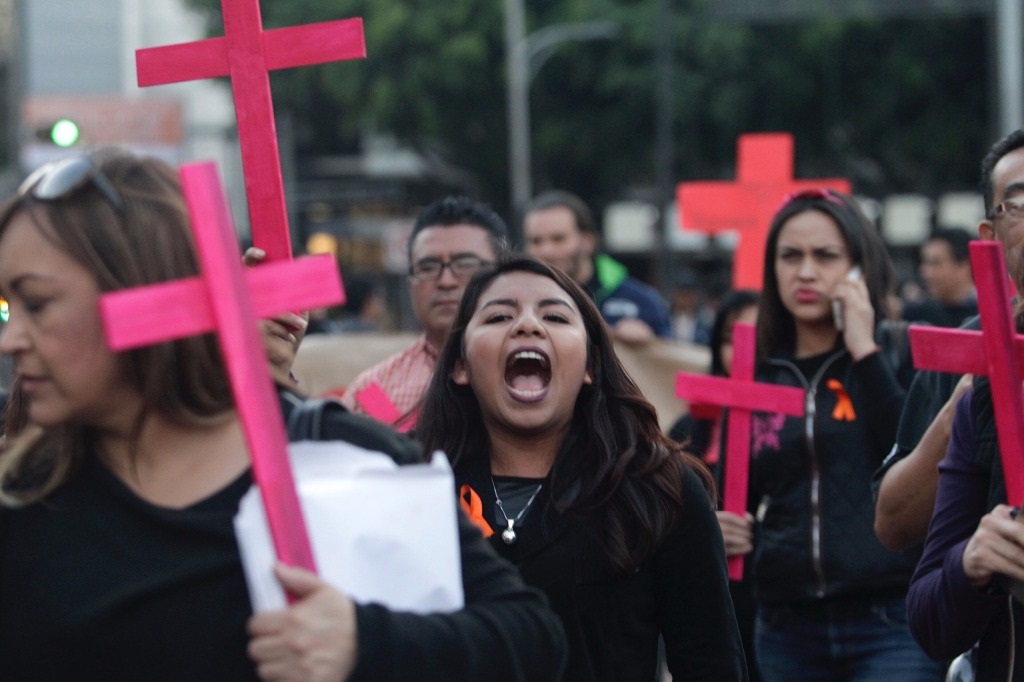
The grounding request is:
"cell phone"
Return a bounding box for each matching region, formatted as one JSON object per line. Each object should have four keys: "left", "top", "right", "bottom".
{"left": 832, "top": 266, "right": 862, "bottom": 331}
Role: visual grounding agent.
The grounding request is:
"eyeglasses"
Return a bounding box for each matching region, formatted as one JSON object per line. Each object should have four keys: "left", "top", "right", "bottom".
{"left": 18, "top": 155, "right": 124, "bottom": 213}
{"left": 409, "top": 255, "right": 492, "bottom": 282}
{"left": 990, "top": 197, "right": 1024, "bottom": 221}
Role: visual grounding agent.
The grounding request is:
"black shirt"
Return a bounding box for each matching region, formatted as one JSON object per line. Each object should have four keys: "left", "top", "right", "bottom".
{"left": 0, "top": 393, "right": 568, "bottom": 681}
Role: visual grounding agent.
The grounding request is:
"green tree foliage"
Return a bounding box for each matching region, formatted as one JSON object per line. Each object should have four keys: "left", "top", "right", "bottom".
{"left": 183, "top": 0, "right": 990, "bottom": 216}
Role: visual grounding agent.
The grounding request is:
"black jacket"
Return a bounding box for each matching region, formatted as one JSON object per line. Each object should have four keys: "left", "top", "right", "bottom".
{"left": 454, "top": 454, "right": 747, "bottom": 682}
{"left": 750, "top": 347, "right": 920, "bottom": 604}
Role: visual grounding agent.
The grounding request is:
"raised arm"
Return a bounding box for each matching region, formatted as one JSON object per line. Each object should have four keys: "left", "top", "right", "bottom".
{"left": 875, "top": 373, "right": 973, "bottom": 550}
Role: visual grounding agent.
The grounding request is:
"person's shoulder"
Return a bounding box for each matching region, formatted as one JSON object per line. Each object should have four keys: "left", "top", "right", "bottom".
{"left": 901, "top": 298, "right": 939, "bottom": 322}
{"left": 617, "top": 275, "right": 668, "bottom": 306}
{"left": 344, "top": 337, "right": 425, "bottom": 391}
{"left": 677, "top": 458, "right": 715, "bottom": 511}
{"left": 961, "top": 313, "right": 981, "bottom": 330}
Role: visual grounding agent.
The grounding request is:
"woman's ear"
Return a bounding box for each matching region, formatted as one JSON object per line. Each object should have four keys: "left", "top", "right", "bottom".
{"left": 452, "top": 359, "right": 470, "bottom": 385}
{"left": 583, "top": 369, "right": 593, "bottom": 385}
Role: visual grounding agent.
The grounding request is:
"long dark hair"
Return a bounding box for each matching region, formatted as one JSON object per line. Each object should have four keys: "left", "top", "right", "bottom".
{"left": 757, "top": 189, "right": 894, "bottom": 360}
{"left": 418, "top": 256, "right": 714, "bottom": 574}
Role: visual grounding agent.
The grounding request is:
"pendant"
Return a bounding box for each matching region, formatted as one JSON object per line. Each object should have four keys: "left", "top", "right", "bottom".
{"left": 501, "top": 519, "right": 517, "bottom": 545}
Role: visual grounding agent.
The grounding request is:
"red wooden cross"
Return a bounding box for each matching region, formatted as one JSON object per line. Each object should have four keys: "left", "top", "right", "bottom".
{"left": 99, "top": 162, "right": 345, "bottom": 583}
{"left": 676, "top": 133, "right": 851, "bottom": 290}
{"left": 908, "top": 240, "right": 1024, "bottom": 504}
{"left": 136, "top": 0, "right": 367, "bottom": 262}
{"left": 675, "top": 323, "right": 805, "bottom": 580}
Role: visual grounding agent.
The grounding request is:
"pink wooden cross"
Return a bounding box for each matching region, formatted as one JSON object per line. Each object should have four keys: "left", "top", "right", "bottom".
{"left": 676, "top": 133, "right": 851, "bottom": 290}
{"left": 908, "top": 240, "right": 1024, "bottom": 504}
{"left": 354, "top": 382, "right": 415, "bottom": 433}
{"left": 136, "top": 0, "right": 367, "bottom": 262}
{"left": 675, "top": 323, "right": 805, "bottom": 580}
{"left": 100, "top": 162, "right": 345, "bottom": 581}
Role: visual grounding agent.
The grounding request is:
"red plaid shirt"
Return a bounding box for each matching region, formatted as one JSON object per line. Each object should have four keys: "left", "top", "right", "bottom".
{"left": 340, "top": 335, "right": 439, "bottom": 424}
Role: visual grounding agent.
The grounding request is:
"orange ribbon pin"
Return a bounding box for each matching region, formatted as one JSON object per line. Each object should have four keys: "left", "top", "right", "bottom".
{"left": 826, "top": 379, "right": 856, "bottom": 421}
{"left": 459, "top": 484, "right": 494, "bottom": 538}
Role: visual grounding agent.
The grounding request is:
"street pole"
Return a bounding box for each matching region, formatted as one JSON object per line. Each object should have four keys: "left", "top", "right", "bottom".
{"left": 654, "top": 0, "right": 674, "bottom": 292}
{"left": 504, "top": 1, "right": 619, "bottom": 235}
{"left": 996, "top": 0, "right": 1024, "bottom": 134}
{"left": 504, "top": 0, "right": 530, "bottom": 230}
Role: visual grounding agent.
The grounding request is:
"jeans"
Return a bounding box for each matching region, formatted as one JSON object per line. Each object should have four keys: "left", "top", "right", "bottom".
{"left": 755, "top": 596, "right": 944, "bottom": 681}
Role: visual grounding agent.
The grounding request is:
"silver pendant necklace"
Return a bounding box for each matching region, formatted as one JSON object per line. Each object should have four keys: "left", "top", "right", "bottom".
{"left": 490, "top": 476, "right": 543, "bottom": 545}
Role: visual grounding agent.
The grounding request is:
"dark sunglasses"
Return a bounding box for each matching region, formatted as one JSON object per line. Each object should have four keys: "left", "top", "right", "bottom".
{"left": 18, "top": 156, "right": 125, "bottom": 213}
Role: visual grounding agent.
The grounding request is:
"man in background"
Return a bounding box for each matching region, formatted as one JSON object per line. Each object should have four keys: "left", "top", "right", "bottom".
{"left": 340, "top": 196, "right": 508, "bottom": 424}
{"left": 875, "top": 130, "right": 1024, "bottom": 550}
{"left": 902, "top": 227, "right": 977, "bottom": 328}
{"left": 523, "top": 190, "right": 671, "bottom": 343}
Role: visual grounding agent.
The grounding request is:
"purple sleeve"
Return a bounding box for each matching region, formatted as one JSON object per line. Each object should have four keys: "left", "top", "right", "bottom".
{"left": 906, "top": 388, "right": 1005, "bottom": 660}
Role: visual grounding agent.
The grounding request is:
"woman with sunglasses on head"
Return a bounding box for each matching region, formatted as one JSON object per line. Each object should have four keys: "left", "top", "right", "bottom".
{"left": 417, "top": 256, "right": 747, "bottom": 681}
{"left": 746, "top": 189, "right": 941, "bottom": 680}
{"left": 0, "top": 151, "right": 567, "bottom": 681}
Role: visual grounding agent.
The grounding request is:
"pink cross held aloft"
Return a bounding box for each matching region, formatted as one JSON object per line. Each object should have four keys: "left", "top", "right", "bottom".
{"left": 675, "top": 323, "right": 805, "bottom": 580}
{"left": 136, "top": 0, "right": 367, "bottom": 262}
{"left": 100, "top": 162, "right": 345, "bottom": 583}
{"left": 909, "top": 240, "right": 1024, "bottom": 504}
{"left": 676, "top": 133, "right": 851, "bottom": 290}
{"left": 355, "top": 382, "right": 416, "bottom": 433}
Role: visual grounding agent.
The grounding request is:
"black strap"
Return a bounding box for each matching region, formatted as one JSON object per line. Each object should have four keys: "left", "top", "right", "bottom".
{"left": 284, "top": 394, "right": 344, "bottom": 441}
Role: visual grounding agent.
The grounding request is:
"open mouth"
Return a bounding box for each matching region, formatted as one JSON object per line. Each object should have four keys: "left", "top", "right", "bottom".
{"left": 504, "top": 349, "right": 551, "bottom": 401}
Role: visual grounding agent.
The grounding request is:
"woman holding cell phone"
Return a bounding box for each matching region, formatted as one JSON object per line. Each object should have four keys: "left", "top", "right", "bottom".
{"left": 746, "top": 189, "right": 942, "bottom": 680}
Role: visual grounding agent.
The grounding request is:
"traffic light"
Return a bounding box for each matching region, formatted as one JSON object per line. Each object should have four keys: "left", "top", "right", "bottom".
{"left": 35, "top": 119, "right": 80, "bottom": 147}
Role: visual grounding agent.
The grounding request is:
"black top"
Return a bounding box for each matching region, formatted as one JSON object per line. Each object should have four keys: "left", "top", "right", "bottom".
{"left": 871, "top": 313, "right": 981, "bottom": 500}
{"left": 0, "top": 392, "right": 568, "bottom": 681}
{"left": 752, "top": 348, "right": 915, "bottom": 604}
{"left": 903, "top": 296, "right": 978, "bottom": 329}
{"left": 455, "top": 454, "right": 747, "bottom": 681}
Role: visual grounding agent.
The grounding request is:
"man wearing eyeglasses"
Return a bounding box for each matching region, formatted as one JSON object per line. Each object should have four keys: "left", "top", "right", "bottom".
{"left": 875, "top": 129, "right": 1024, "bottom": 552}
{"left": 340, "top": 196, "right": 509, "bottom": 424}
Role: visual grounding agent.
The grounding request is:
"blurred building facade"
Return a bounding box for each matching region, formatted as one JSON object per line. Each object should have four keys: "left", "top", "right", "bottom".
{"left": 20, "top": 0, "right": 243, "bottom": 214}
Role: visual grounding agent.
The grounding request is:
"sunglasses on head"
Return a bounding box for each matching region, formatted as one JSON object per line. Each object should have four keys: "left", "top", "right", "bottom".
{"left": 18, "top": 155, "right": 124, "bottom": 213}
{"left": 777, "top": 188, "right": 845, "bottom": 212}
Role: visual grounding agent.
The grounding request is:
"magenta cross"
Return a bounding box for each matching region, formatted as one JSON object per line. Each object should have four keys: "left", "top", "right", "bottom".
{"left": 675, "top": 323, "right": 805, "bottom": 580}
{"left": 676, "top": 133, "right": 851, "bottom": 290}
{"left": 908, "top": 240, "right": 1024, "bottom": 504}
{"left": 136, "top": 0, "right": 367, "bottom": 262}
{"left": 99, "top": 162, "right": 345, "bottom": 581}
{"left": 354, "top": 382, "right": 415, "bottom": 433}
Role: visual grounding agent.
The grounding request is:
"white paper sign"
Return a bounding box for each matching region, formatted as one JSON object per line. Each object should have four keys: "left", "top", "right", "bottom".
{"left": 234, "top": 441, "right": 464, "bottom": 613}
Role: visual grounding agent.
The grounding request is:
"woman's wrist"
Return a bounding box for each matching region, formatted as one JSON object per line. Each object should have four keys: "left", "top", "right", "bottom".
{"left": 850, "top": 343, "right": 880, "bottom": 362}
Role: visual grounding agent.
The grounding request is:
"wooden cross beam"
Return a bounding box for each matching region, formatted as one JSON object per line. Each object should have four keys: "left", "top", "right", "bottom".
{"left": 908, "top": 240, "right": 1024, "bottom": 504}
{"left": 100, "top": 162, "right": 345, "bottom": 582}
{"left": 136, "top": 0, "right": 367, "bottom": 261}
{"left": 676, "top": 133, "right": 851, "bottom": 290}
{"left": 675, "top": 323, "right": 805, "bottom": 580}
{"left": 354, "top": 382, "right": 414, "bottom": 432}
